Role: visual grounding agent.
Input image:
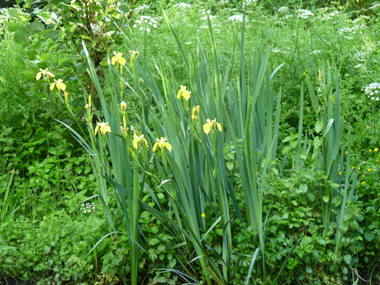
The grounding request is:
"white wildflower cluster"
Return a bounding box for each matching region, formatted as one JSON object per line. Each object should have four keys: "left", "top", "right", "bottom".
{"left": 242, "top": 0, "right": 256, "bottom": 9}
{"left": 135, "top": 4, "right": 150, "bottom": 11}
{"left": 310, "top": 50, "right": 322, "bottom": 55}
{"left": 338, "top": 24, "right": 365, "bottom": 34}
{"left": 362, "top": 83, "right": 380, "bottom": 101}
{"left": 199, "top": 9, "right": 211, "bottom": 15}
{"left": 200, "top": 9, "right": 216, "bottom": 21}
{"left": 174, "top": 3, "right": 191, "bottom": 8}
{"left": 370, "top": 2, "right": 380, "bottom": 10}
{"left": 80, "top": 202, "right": 95, "bottom": 214}
{"left": 354, "top": 51, "right": 366, "bottom": 61}
{"left": 278, "top": 7, "right": 289, "bottom": 13}
{"left": 319, "top": 11, "right": 341, "bottom": 20}
{"left": 296, "top": 9, "right": 313, "bottom": 19}
{"left": 133, "top": 16, "right": 158, "bottom": 33}
{"left": 229, "top": 15, "right": 247, "bottom": 22}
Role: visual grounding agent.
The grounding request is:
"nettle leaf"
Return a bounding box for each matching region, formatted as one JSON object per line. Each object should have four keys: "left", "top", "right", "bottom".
{"left": 3, "top": 22, "right": 23, "bottom": 32}
{"left": 14, "top": 26, "right": 32, "bottom": 44}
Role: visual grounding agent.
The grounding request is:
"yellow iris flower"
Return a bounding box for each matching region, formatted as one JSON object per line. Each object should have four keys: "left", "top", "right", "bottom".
{"left": 192, "top": 105, "right": 200, "bottom": 121}
{"left": 133, "top": 132, "right": 149, "bottom": 149}
{"left": 153, "top": 137, "right": 172, "bottom": 152}
{"left": 203, "top": 118, "right": 222, "bottom": 134}
{"left": 50, "top": 79, "right": 66, "bottom": 92}
{"left": 177, "top": 85, "right": 191, "bottom": 101}
{"left": 36, "top": 68, "right": 55, "bottom": 81}
{"left": 95, "top": 122, "right": 111, "bottom": 136}
{"left": 111, "top": 52, "right": 127, "bottom": 66}
{"left": 318, "top": 69, "right": 322, "bottom": 82}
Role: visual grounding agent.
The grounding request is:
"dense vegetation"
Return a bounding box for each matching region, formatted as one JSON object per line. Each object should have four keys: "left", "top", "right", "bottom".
{"left": 1, "top": 0, "right": 380, "bottom": 284}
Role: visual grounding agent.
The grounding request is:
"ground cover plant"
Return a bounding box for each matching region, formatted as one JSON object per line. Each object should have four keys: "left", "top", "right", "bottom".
{"left": 1, "top": 0, "right": 380, "bottom": 284}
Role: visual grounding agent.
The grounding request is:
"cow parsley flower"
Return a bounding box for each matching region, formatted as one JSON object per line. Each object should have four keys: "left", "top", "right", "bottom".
{"left": 296, "top": 9, "right": 313, "bottom": 19}
{"left": 135, "top": 4, "right": 149, "bottom": 11}
{"left": 278, "top": 7, "right": 289, "bottom": 12}
{"left": 174, "top": 3, "right": 191, "bottom": 8}
{"left": 132, "top": 16, "right": 158, "bottom": 33}
{"left": 80, "top": 202, "right": 95, "bottom": 214}
{"left": 229, "top": 15, "right": 246, "bottom": 22}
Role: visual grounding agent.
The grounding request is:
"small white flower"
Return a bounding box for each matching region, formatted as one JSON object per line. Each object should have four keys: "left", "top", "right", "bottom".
{"left": 278, "top": 7, "right": 289, "bottom": 12}
{"left": 229, "top": 15, "right": 245, "bottom": 22}
{"left": 153, "top": 24, "right": 157, "bottom": 28}
{"left": 174, "top": 3, "right": 191, "bottom": 8}
{"left": 147, "top": 28, "right": 151, "bottom": 32}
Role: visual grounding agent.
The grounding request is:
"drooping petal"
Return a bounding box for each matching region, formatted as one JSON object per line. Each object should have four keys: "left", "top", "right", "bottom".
{"left": 165, "top": 143, "right": 172, "bottom": 152}
{"left": 153, "top": 142, "right": 158, "bottom": 152}
{"left": 95, "top": 125, "right": 99, "bottom": 136}
{"left": 36, "top": 73, "right": 41, "bottom": 81}
{"left": 216, "top": 122, "right": 222, "bottom": 132}
{"left": 203, "top": 122, "right": 211, "bottom": 134}
{"left": 50, "top": 82, "right": 55, "bottom": 91}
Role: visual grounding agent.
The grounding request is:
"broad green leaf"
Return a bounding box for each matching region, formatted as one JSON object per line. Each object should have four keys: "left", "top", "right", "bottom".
{"left": 364, "top": 231, "right": 375, "bottom": 241}
{"left": 283, "top": 145, "right": 292, "bottom": 154}
{"left": 322, "top": 196, "right": 329, "bottom": 203}
{"left": 343, "top": 254, "right": 351, "bottom": 265}
{"left": 14, "top": 26, "right": 32, "bottom": 44}
{"left": 3, "top": 22, "right": 23, "bottom": 32}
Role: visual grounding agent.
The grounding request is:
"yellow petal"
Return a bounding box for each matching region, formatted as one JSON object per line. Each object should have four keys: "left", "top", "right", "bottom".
{"left": 216, "top": 122, "right": 222, "bottom": 132}
{"left": 183, "top": 90, "right": 191, "bottom": 100}
{"left": 203, "top": 122, "right": 211, "bottom": 134}
{"left": 119, "top": 57, "right": 126, "bottom": 66}
{"left": 50, "top": 82, "right": 55, "bottom": 91}
{"left": 133, "top": 140, "right": 138, "bottom": 149}
{"left": 165, "top": 143, "right": 172, "bottom": 152}
{"left": 112, "top": 57, "right": 117, "bottom": 65}
{"left": 95, "top": 126, "right": 99, "bottom": 136}
{"left": 153, "top": 142, "right": 158, "bottom": 152}
{"left": 177, "top": 90, "right": 182, "bottom": 99}
{"left": 36, "top": 73, "right": 41, "bottom": 81}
